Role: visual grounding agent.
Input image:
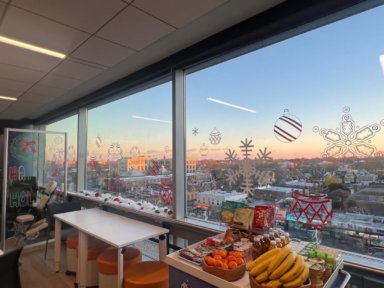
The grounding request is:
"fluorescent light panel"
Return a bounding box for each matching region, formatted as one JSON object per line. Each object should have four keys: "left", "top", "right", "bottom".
{"left": 0, "top": 96, "right": 17, "bottom": 101}
{"left": 207, "top": 97, "right": 256, "bottom": 113}
{"left": 0, "top": 35, "right": 66, "bottom": 59}
{"left": 132, "top": 115, "right": 171, "bottom": 124}
{"left": 380, "top": 54, "right": 384, "bottom": 74}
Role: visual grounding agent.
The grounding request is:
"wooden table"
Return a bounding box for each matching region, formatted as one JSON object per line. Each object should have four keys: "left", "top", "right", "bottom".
{"left": 54, "top": 208, "right": 169, "bottom": 288}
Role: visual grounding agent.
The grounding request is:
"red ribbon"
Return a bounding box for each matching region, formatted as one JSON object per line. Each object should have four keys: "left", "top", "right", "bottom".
{"left": 19, "top": 139, "right": 37, "bottom": 154}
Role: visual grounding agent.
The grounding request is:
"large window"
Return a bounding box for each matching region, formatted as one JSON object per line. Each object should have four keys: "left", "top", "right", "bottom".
{"left": 86, "top": 82, "right": 173, "bottom": 214}
{"left": 46, "top": 114, "right": 78, "bottom": 192}
{"left": 186, "top": 5, "right": 384, "bottom": 255}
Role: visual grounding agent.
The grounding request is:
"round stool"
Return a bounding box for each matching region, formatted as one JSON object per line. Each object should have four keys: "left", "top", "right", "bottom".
{"left": 97, "top": 246, "right": 142, "bottom": 288}
{"left": 77, "top": 239, "right": 109, "bottom": 287}
{"left": 123, "top": 261, "right": 169, "bottom": 288}
{"left": 66, "top": 232, "right": 78, "bottom": 274}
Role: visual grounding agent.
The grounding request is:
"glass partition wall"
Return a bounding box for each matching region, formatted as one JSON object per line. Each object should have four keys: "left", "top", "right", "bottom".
{"left": 1, "top": 128, "right": 67, "bottom": 248}
{"left": 44, "top": 5, "right": 384, "bottom": 260}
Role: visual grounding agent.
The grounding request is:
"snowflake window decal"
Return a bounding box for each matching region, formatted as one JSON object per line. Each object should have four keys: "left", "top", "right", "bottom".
{"left": 192, "top": 128, "right": 199, "bottom": 136}
{"left": 257, "top": 147, "right": 272, "bottom": 161}
{"left": 226, "top": 138, "right": 275, "bottom": 197}
{"left": 313, "top": 106, "right": 384, "bottom": 158}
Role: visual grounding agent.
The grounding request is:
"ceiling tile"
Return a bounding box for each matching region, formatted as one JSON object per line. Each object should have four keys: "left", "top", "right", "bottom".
{"left": 0, "top": 63, "right": 46, "bottom": 84}
{"left": 51, "top": 59, "right": 105, "bottom": 81}
{"left": 133, "top": 0, "right": 228, "bottom": 28}
{"left": 22, "top": 84, "right": 67, "bottom": 100}
{"left": 96, "top": 6, "right": 175, "bottom": 50}
{"left": 38, "top": 74, "right": 83, "bottom": 90}
{"left": 0, "top": 5, "right": 89, "bottom": 54}
{"left": 21, "top": 91, "right": 54, "bottom": 104}
{"left": 71, "top": 36, "right": 136, "bottom": 67}
{"left": 9, "top": 0, "right": 130, "bottom": 33}
{"left": 0, "top": 43, "right": 62, "bottom": 72}
{"left": 0, "top": 77, "right": 32, "bottom": 97}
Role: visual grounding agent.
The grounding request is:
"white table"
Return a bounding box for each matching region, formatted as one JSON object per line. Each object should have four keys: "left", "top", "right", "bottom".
{"left": 54, "top": 208, "right": 169, "bottom": 288}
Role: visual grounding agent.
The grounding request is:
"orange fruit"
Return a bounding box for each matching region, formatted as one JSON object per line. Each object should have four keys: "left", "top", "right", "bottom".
{"left": 221, "top": 262, "right": 229, "bottom": 270}
{"left": 218, "top": 249, "right": 228, "bottom": 258}
{"left": 213, "top": 254, "right": 222, "bottom": 261}
{"left": 227, "top": 255, "right": 237, "bottom": 263}
{"left": 204, "top": 256, "right": 215, "bottom": 266}
{"left": 236, "top": 257, "right": 245, "bottom": 265}
{"left": 215, "top": 259, "right": 223, "bottom": 267}
{"left": 228, "top": 261, "right": 238, "bottom": 270}
{"left": 229, "top": 251, "right": 242, "bottom": 258}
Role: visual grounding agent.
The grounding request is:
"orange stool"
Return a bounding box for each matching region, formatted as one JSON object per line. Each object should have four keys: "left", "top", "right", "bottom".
{"left": 66, "top": 232, "right": 78, "bottom": 274}
{"left": 123, "top": 261, "right": 169, "bottom": 288}
{"left": 77, "top": 239, "right": 109, "bottom": 287}
{"left": 97, "top": 246, "right": 142, "bottom": 288}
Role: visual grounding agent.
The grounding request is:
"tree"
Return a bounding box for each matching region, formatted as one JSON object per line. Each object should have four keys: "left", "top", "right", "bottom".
{"left": 324, "top": 175, "right": 341, "bottom": 187}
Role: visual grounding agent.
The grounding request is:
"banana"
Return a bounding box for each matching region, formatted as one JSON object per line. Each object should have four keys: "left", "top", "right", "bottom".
{"left": 280, "top": 254, "right": 305, "bottom": 283}
{"left": 250, "top": 257, "right": 273, "bottom": 276}
{"left": 269, "top": 251, "right": 296, "bottom": 280}
{"left": 282, "top": 262, "right": 309, "bottom": 288}
{"left": 267, "top": 245, "right": 292, "bottom": 274}
{"left": 263, "top": 279, "right": 282, "bottom": 287}
{"left": 256, "top": 270, "right": 270, "bottom": 282}
{"left": 246, "top": 248, "right": 281, "bottom": 271}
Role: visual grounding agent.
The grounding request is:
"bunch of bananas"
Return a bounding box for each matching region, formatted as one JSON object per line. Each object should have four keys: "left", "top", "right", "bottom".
{"left": 247, "top": 245, "right": 309, "bottom": 288}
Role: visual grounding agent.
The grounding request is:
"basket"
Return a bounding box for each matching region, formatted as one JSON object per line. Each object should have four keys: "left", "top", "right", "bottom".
{"left": 202, "top": 260, "right": 245, "bottom": 282}
{"left": 249, "top": 274, "right": 311, "bottom": 288}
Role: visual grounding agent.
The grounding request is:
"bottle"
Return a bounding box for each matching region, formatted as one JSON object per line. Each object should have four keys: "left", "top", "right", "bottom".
{"left": 258, "top": 235, "right": 266, "bottom": 253}
{"left": 280, "top": 235, "right": 287, "bottom": 246}
{"left": 269, "top": 240, "right": 277, "bottom": 250}
{"left": 284, "top": 232, "right": 291, "bottom": 244}
{"left": 262, "top": 234, "right": 270, "bottom": 253}
{"left": 273, "top": 229, "right": 280, "bottom": 238}
{"left": 252, "top": 238, "right": 263, "bottom": 259}
{"left": 275, "top": 238, "right": 283, "bottom": 248}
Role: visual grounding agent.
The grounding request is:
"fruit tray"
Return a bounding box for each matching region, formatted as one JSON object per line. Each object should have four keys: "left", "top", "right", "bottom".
{"left": 202, "top": 259, "right": 246, "bottom": 282}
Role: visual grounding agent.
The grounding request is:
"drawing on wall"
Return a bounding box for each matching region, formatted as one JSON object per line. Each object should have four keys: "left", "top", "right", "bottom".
{"left": 108, "top": 142, "right": 123, "bottom": 161}
{"left": 96, "top": 135, "right": 102, "bottom": 148}
{"left": 226, "top": 138, "right": 275, "bottom": 196}
{"left": 209, "top": 127, "right": 222, "bottom": 145}
{"left": 200, "top": 143, "right": 209, "bottom": 156}
{"left": 274, "top": 109, "right": 302, "bottom": 143}
{"left": 257, "top": 147, "right": 272, "bottom": 162}
{"left": 313, "top": 106, "right": 384, "bottom": 158}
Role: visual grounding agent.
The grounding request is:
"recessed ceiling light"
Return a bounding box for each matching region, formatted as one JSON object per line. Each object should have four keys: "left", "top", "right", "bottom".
{"left": 207, "top": 97, "right": 256, "bottom": 113}
{"left": 380, "top": 54, "right": 384, "bottom": 74}
{"left": 0, "top": 35, "right": 66, "bottom": 59}
{"left": 132, "top": 115, "right": 171, "bottom": 124}
{"left": 0, "top": 96, "right": 17, "bottom": 101}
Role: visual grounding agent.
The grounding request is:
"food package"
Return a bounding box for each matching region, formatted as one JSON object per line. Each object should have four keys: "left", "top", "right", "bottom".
{"left": 220, "top": 201, "right": 245, "bottom": 224}
{"left": 252, "top": 205, "right": 275, "bottom": 229}
{"left": 232, "top": 207, "right": 254, "bottom": 230}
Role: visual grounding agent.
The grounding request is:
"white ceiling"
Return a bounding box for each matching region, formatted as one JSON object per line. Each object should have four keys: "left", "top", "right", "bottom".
{"left": 0, "top": 0, "right": 284, "bottom": 121}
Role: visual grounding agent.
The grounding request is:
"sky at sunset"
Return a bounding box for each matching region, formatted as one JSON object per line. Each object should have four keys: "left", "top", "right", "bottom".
{"left": 50, "top": 5, "right": 384, "bottom": 162}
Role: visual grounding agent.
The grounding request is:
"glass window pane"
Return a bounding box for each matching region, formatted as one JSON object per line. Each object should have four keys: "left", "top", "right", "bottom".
{"left": 186, "top": 6, "right": 384, "bottom": 256}
{"left": 46, "top": 115, "right": 78, "bottom": 192}
{"left": 86, "top": 82, "right": 173, "bottom": 216}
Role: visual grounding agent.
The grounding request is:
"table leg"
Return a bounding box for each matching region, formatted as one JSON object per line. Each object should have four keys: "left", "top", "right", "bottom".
{"left": 117, "top": 247, "right": 124, "bottom": 288}
{"left": 77, "top": 231, "right": 88, "bottom": 288}
{"left": 54, "top": 219, "right": 62, "bottom": 272}
{"left": 159, "top": 234, "right": 167, "bottom": 261}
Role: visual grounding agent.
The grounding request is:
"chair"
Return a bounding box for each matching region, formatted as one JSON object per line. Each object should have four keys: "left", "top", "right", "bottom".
{"left": 0, "top": 245, "right": 24, "bottom": 288}
{"left": 44, "top": 201, "right": 82, "bottom": 259}
{"left": 13, "top": 181, "right": 57, "bottom": 243}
